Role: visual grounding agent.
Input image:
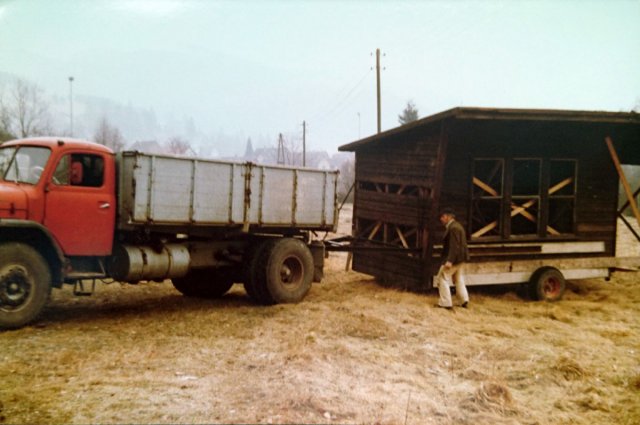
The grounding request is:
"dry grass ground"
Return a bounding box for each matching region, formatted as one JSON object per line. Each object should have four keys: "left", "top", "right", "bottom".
{"left": 1, "top": 207, "right": 639, "bottom": 424}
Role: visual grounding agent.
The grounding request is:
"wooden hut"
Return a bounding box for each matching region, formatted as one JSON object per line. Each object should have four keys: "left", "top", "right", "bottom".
{"left": 338, "top": 107, "right": 640, "bottom": 295}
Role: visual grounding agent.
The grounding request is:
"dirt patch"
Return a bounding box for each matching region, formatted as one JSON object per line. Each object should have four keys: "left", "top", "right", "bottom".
{"left": 1, "top": 206, "right": 639, "bottom": 424}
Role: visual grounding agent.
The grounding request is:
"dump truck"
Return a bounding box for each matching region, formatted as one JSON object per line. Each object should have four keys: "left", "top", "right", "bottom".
{"left": 0, "top": 137, "right": 338, "bottom": 329}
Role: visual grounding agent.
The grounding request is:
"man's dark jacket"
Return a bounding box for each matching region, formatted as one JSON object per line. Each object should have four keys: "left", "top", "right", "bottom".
{"left": 442, "top": 220, "right": 470, "bottom": 265}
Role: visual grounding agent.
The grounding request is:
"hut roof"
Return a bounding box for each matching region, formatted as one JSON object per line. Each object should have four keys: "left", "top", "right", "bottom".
{"left": 339, "top": 107, "right": 640, "bottom": 152}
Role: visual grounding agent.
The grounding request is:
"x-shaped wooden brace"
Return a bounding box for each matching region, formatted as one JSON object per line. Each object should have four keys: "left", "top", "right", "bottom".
{"left": 471, "top": 176, "right": 573, "bottom": 238}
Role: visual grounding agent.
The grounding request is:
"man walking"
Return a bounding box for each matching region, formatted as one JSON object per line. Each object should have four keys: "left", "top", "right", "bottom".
{"left": 436, "top": 207, "right": 470, "bottom": 309}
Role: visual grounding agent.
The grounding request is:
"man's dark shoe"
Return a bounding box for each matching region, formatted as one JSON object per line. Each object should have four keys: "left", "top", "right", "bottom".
{"left": 435, "top": 304, "right": 453, "bottom": 310}
{"left": 461, "top": 301, "right": 468, "bottom": 308}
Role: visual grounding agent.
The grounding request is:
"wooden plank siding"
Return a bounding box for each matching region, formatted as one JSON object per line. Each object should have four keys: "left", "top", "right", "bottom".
{"left": 355, "top": 135, "right": 440, "bottom": 186}
{"left": 356, "top": 191, "right": 425, "bottom": 227}
{"left": 352, "top": 251, "right": 424, "bottom": 290}
{"left": 351, "top": 128, "right": 442, "bottom": 287}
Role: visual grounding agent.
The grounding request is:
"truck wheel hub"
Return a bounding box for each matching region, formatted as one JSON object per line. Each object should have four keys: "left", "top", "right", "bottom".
{"left": 0, "top": 268, "right": 32, "bottom": 308}
{"left": 279, "top": 257, "right": 302, "bottom": 285}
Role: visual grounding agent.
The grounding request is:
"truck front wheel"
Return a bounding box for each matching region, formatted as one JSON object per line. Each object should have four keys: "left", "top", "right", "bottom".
{"left": 171, "top": 268, "right": 234, "bottom": 298}
{"left": 253, "top": 238, "right": 314, "bottom": 305}
{"left": 529, "top": 267, "right": 566, "bottom": 301}
{"left": 0, "top": 243, "right": 52, "bottom": 329}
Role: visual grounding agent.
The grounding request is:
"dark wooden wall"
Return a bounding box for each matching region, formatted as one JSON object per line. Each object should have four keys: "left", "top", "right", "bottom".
{"left": 439, "top": 120, "right": 627, "bottom": 259}
{"left": 350, "top": 116, "right": 638, "bottom": 290}
{"left": 351, "top": 126, "right": 443, "bottom": 290}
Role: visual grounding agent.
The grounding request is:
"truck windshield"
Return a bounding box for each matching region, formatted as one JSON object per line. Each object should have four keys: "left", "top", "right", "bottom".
{"left": 0, "top": 146, "right": 51, "bottom": 185}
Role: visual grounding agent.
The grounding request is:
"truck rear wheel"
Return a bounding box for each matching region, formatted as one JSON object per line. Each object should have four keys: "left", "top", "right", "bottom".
{"left": 529, "top": 267, "right": 566, "bottom": 301}
{"left": 0, "top": 243, "right": 52, "bottom": 329}
{"left": 252, "top": 238, "right": 314, "bottom": 305}
{"left": 172, "top": 268, "right": 234, "bottom": 298}
{"left": 244, "top": 239, "right": 276, "bottom": 304}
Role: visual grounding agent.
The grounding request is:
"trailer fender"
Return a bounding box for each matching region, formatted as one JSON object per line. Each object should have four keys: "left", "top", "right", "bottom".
{"left": 0, "top": 219, "right": 65, "bottom": 287}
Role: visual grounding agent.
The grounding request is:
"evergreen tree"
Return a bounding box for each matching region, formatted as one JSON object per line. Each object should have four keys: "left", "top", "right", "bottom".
{"left": 244, "top": 138, "right": 254, "bottom": 159}
{"left": 398, "top": 101, "right": 419, "bottom": 125}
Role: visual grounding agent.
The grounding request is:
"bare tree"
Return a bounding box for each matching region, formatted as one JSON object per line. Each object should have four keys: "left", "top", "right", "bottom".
{"left": 93, "top": 116, "right": 125, "bottom": 151}
{"left": 0, "top": 97, "right": 14, "bottom": 141}
{"left": 0, "top": 93, "right": 11, "bottom": 136}
{"left": 0, "top": 128, "right": 13, "bottom": 143}
{"left": 276, "top": 133, "right": 302, "bottom": 166}
{"left": 338, "top": 157, "right": 355, "bottom": 203}
{"left": 0, "top": 79, "right": 52, "bottom": 137}
{"left": 166, "top": 136, "right": 193, "bottom": 155}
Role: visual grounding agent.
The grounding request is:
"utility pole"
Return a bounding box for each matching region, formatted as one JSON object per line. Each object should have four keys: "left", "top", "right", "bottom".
{"left": 302, "top": 121, "right": 306, "bottom": 167}
{"left": 68, "top": 76, "right": 74, "bottom": 136}
{"left": 376, "top": 48, "right": 381, "bottom": 134}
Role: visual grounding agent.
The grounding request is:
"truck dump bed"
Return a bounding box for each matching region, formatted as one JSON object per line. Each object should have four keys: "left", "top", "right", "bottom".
{"left": 117, "top": 151, "right": 338, "bottom": 232}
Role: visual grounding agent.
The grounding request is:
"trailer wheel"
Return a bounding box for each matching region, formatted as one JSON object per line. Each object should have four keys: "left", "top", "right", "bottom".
{"left": 529, "top": 267, "right": 566, "bottom": 302}
{"left": 255, "top": 238, "right": 314, "bottom": 304}
{"left": 0, "top": 243, "right": 52, "bottom": 329}
{"left": 172, "top": 268, "right": 234, "bottom": 299}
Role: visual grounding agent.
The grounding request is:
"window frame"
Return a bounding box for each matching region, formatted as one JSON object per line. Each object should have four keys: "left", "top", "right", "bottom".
{"left": 469, "top": 157, "right": 578, "bottom": 240}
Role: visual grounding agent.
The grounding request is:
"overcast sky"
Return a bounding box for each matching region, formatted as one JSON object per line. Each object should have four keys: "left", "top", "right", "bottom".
{"left": 1, "top": 0, "right": 639, "bottom": 153}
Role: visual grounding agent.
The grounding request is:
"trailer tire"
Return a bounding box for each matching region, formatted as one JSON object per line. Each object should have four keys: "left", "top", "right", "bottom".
{"left": 529, "top": 267, "right": 566, "bottom": 302}
{"left": 256, "top": 238, "right": 314, "bottom": 304}
{"left": 172, "top": 268, "right": 234, "bottom": 299}
{"left": 0, "top": 243, "right": 52, "bottom": 329}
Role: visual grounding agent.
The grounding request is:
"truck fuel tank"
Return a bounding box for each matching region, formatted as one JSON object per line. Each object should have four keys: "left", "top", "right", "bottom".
{"left": 108, "top": 244, "right": 190, "bottom": 282}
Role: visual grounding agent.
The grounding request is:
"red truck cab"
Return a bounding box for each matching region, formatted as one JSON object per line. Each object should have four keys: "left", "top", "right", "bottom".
{"left": 0, "top": 137, "right": 116, "bottom": 255}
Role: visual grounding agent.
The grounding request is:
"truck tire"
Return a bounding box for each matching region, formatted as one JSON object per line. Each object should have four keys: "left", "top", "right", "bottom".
{"left": 0, "top": 243, "right": 52, "bottom": 329}
{"left": 529, "top": 267, "right": 566, "bottom": 302}
{"left": 172, "top": 268, "right": 234, "bottom": 299}
{"left": 244, "top": 239, "right": 276, "bottom": 304}
{"left": 253, "top": 238, "right": 314, "bottom": 305}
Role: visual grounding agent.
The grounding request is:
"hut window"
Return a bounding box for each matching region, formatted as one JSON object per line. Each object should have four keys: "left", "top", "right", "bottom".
{"left": 470, "top": 158, "right": 577, "bottom": 239}
{"left": 471, "top": 159, "right": 504, "bottom": 238}
{"left": 510, "top": 159, "right": 541, "bottom": 236}
{"left": 547, "top": 160, "right": 577, "bottom": 234}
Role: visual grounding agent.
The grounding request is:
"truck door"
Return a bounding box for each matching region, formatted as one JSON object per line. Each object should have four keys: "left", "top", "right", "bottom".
{"left": 43, "top": 152, "right": 116, "bottom": 256}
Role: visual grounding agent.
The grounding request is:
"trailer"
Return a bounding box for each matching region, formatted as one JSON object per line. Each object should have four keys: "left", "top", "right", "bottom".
{"left": 338, "top": 107, "right": 640, "bottom": 300}
{"left": 0, "top": 137, "right": 338, "bottom": 328}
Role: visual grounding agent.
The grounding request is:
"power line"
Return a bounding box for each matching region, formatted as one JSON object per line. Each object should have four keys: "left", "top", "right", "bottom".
{"left": 310, "top": 68, "right": 373, "bottom": 125}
